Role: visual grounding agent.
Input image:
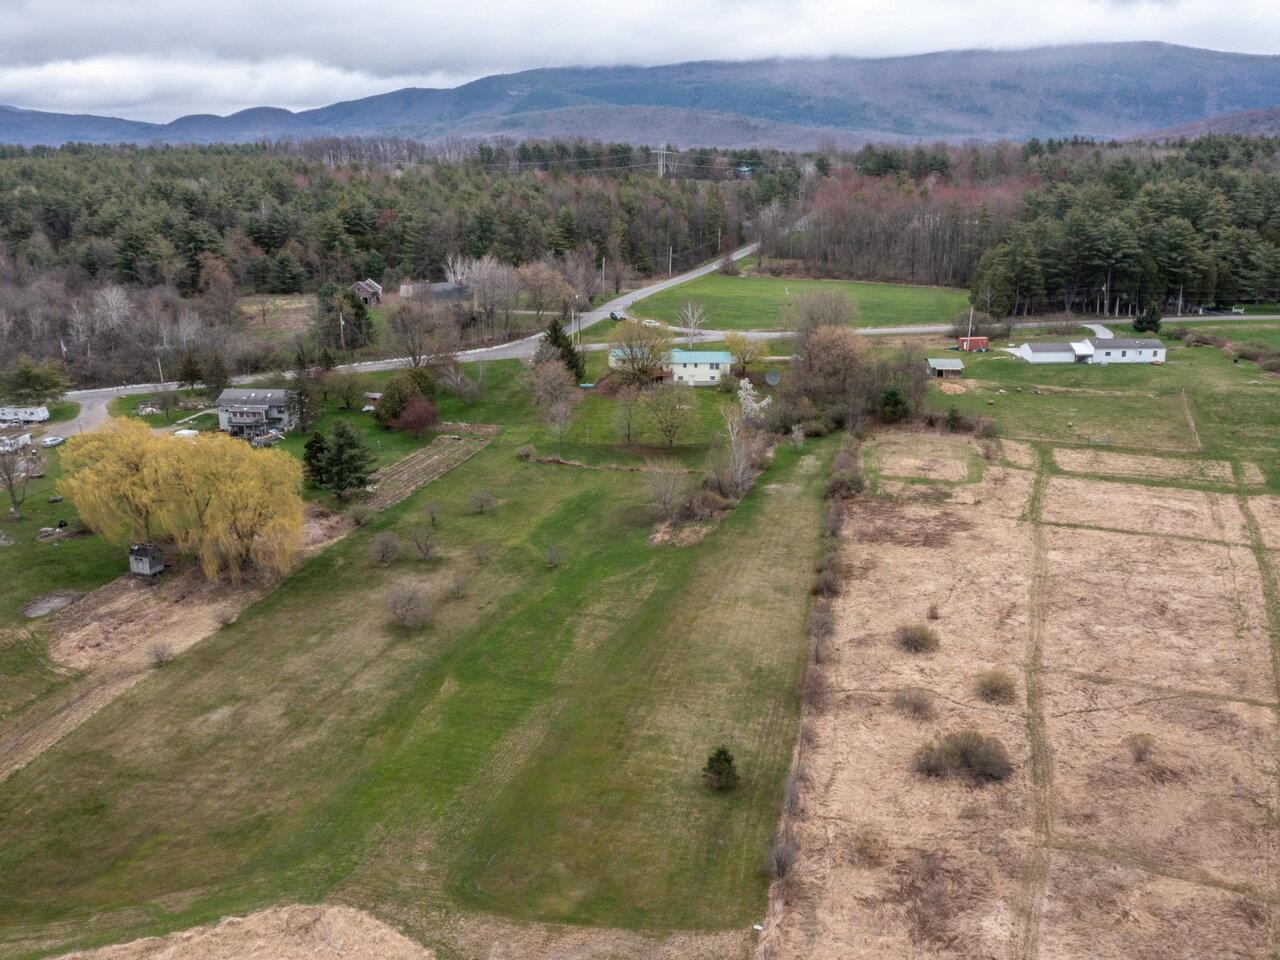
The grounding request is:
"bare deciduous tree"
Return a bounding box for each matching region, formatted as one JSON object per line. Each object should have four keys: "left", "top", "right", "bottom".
{"left": 642, "top": 382, "right": 694, "bottom": 448}
{"left": 518, "top": 261, "right": 573, "bottom": 320}
{"left": 612, "top": 385, "right": 641, "bottom": 445}
{"left": 783, "top": 290, "right": 857, "bottom": 331}
{"left": 531, "top": 359, "right": 581, "bottom": 451}
{"left": 609, "top": 321, "right": 673, "bottom": 386}
{"left": 677, "top": 301, "right": 707, "bottom": 346}
{"left": 645, "top": 463, "right": 687, "bottom": 522}
{"left": 0, "top": 445, "right": 41, "bottom": 519}
{"left": 388, "top": 297, "right": 457, "bottom": 368}
{"left": 386, "top": 584, "right": 432, "bottom": 630}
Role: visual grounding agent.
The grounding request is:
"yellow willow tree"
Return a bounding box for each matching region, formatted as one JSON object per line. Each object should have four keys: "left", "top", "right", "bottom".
{"left": 58, "top": 419, "right": 168, "bottom": 543}
{"left": 157, "top": 432, "right": 305, "bottom": 582}
{"left": 60, "top": 420, "right": 304, "bottom": 583}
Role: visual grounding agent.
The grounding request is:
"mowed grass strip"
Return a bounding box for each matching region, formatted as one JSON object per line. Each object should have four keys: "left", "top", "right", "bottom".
{"left": 0, "top": 429, "right": 834, "bottom": 955}
{"left": 631, "top": 272, "right": 967, "bottom": 331}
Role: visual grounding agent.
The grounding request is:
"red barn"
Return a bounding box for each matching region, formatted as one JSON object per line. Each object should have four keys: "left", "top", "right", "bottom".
{"left": 958, "top": 336, "right": 989, "bottom": 351}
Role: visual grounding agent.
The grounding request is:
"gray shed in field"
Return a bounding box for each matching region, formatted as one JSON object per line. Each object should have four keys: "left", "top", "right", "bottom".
{"left": 128, "top": 543, "right": 165, "bottom": 578}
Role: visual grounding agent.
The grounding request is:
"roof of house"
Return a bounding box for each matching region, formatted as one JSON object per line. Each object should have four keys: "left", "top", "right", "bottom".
{"left": 670, "top": 349, "right": 733, "bottom": 364}
{"left": 1090, "top": 337, "right": 1163, "bottom": 350}
{"left": 217, "top": 388, "right": 287, "bottom": 407}
{"left": 1022, "top": 341, "right": 1080, "bottom": 354}
{"left": 926, "top": 357, "right": 965, "bottom": 371}
{"left": 352, "top": 278, "right": 382, "bottom": 294}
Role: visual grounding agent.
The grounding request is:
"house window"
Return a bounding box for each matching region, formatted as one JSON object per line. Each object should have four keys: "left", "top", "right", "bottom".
{"left": 676, "top": 375, "right": 683, "bottom": 381}
{"left": 1104, "top": 351, "right": 1112, "bottom": 357}
{"left": 1121, "top": 350, "right": 1127, "bottom": 357}
{"left": 711, "top": 363, "right": 720, "bottom": 370}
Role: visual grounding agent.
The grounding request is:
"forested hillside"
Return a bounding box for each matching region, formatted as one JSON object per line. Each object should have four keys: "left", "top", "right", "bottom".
{"left": 767, "top": 135, "right": 1280, "bottom": 316}
{"left": 0, "top": 141, "right": 802, "bottom": 384}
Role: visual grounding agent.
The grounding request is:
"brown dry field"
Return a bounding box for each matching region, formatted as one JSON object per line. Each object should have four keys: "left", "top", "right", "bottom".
{"left": 1041, "top": 474, "right": 1251, "bottom": 543}
{"left": 1050, "top": 447, "right": 1236, "bottom": 485}
{"left": 870, "top": 433, "right": 976, "bottom": 482}
{"left": 1250, "top": 495, "right": 1280, "bottom": 550}
{"left": 762, "top": 434, "right": 1280, "bottom": 960}
{"left": 1000, "top": 439, "right": 1037, "bottom": 470}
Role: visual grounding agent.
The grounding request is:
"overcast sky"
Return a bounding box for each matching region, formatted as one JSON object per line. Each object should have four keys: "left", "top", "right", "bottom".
{"left": 3, "top": 0, "right": 1280, "bottom": 121}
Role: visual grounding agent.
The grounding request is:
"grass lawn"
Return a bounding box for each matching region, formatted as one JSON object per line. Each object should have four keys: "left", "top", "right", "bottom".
{"left": 631, "top": 272, "right": 968, "bottom": 331}
{"left": 1166, "top": 321, "right": 1280, "bottom": 350}
{"left": 0, "top": 401, "right": 834, "bottom": 956}
{"left": 44, "top": 401, "right": 80, "bottom": 424}
{"left": 107, "top": 390, "right": 210, "bottom": 427}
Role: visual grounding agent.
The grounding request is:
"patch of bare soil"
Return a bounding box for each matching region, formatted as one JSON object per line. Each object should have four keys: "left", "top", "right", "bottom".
{"left": 1041, "top": 526, "right": 1273, "bottom": 699}
{"left": 1049, "top": 675, "right": 1275, "bottom": 889}
{"left": 1241, "top": 462, "right": 1267, "bottom": 486}
{"left": 21, "top": 590, "right": 82, "bottom": 617}
{"left": 1000, "top": 439, "right": 1036, "bottom": 470}
{"left": 54, "top": 905, "right": 435, "bottom": 960}
{"left": 1041, "top": 475, "right": 1250, "bottom": 544}
{"left": 1038, "top": 852, "right": 1271, "bottom": 960}
{"left": 936, "top": 379, "right": 975, "bottom": 395}
{"left": 648, "top": 520, "right": 717, "bottom": 546}
{"left": 1051, "top": 448, "right": 1235, "bottom": 485}
{"left": 871, "top": 433, "right": 976, "bottom": 482}
{"left": 761, "top": 466, "right": 1035, "bottom": 960}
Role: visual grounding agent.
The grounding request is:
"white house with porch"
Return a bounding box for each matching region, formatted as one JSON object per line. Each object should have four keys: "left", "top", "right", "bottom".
{"left": 216, "top": 388, "right": 293, "bottom": 438}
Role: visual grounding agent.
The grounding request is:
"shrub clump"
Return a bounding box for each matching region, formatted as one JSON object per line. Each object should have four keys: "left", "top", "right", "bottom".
{"left": 912, "top": 731, "right": 1013, "bottom": 784}
{"left": 896, "top": 623, "right": 940, "bottom": 654}
{"left": 369, "top": 531, "right": 402, "bottom": 566}
{"left": 385, "top": 584, "right": 431, "bottom": 630}
{"left": 515, "top": 444, "right": 536, "bottom": 461}
{"left": 974, "top": 669, "right": 1018, "bottom": 705}
{"left": 891, "top": 686, "right": 936, "bottom": 720}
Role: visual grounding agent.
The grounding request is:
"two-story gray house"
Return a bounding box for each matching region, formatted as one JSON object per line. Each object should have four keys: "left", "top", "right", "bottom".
{"left": 216, "top": 388, "right": 293, "bottom": 438}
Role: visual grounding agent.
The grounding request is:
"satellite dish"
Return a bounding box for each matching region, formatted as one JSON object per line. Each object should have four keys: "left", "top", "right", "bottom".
{"left": 764, "top": 370, "right": 782, "bottom": 386}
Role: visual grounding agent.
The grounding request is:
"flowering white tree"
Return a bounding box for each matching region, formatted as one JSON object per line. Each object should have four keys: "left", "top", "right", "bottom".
{"left": 737, "top": 377, "right": 772, "bottom": 427}
{"left": 677, "top": 301, "right": 707, "bottom": 346}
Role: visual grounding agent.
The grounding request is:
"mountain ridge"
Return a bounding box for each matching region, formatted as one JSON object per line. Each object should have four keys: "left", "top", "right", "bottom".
{"left": 3, "top": 42, "right": 1280, "bottom": 148}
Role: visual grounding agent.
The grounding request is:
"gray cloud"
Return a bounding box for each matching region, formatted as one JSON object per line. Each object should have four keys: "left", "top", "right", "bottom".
{"left": 1, "top": 0, "right": 1277, "bottom": 120}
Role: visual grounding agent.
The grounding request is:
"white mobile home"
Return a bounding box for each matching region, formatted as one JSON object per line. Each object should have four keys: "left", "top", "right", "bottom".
{"left": 1015, "top": 337, "right": 1165, "bottom": 365}
{"left": 0, "top": 405, "right": 50, "bottom": 423}
{"left": 668, "top": 349, "right": 732, "bottom": 386}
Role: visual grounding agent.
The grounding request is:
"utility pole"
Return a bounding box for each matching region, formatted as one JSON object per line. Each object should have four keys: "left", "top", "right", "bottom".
{"left": 339, "top": 311, "right": 347, "bottom": 351}
{"left": 668, "top": 245, "right": 673, "bottom": 277}
{"left": 156, "top": 356, "right": 166, "bottom": 387}
{"left": 657, "top": 148, "right": 666, "bottom": 178}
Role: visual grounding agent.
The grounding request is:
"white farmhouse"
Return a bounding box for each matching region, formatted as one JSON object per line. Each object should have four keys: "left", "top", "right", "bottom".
{"left": 216, "top": 388, "right": 293, "bottom": 438}
{"left": 1015, "top": 337, "right": 1165, "bottom": 365}
{"left": 667, "top": 348, "right": 732, "bottom": 386}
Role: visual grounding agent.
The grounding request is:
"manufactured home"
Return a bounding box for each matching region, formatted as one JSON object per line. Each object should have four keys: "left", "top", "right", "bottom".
{"left": 0, "top": 405, "right": 50, "bottom": 423}
{"left": 1015, "top": 337, "right": 1165, "bottom": 365}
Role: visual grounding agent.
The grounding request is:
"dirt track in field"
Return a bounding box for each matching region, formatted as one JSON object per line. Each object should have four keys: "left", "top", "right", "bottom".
{"left": 758, "top": 432, "right": 1280, "bottom": 960}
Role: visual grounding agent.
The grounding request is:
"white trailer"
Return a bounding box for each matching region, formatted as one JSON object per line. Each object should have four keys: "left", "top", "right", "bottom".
{"left": 0, "top": 405, "right": 50, "bottom": 423}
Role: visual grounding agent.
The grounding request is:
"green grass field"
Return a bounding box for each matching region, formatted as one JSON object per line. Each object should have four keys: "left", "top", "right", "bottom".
{"left": 0, "top": 350, "right": 835, "bottom": 957}
{"left": 107, "top": 390, "right": 210, "bottom": 427}
{"left": 929, "top": 335, "right": 1280, "bottom": 486}
{"left": 631, "top": 273, "right": 968, "bottom": 331}
{"left": 1166, "top": 321, "right": 1280, "bottom": 350}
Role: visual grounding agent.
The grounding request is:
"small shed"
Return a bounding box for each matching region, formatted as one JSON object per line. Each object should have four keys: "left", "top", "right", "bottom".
{"left": 926, "top": 358, "right": 965, "bottom": 379}
{"left": 958, "top": 336, "right": 989, "bottom": 352}
{"left": 128, "top": 543, "right": 165, "bottom": 578}
{"left": 351, "top": 279, "right": 383, "bottom": 305}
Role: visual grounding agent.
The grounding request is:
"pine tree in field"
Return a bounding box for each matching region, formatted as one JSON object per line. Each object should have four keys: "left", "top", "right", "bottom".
{"left": 544, "top": 315, "right": 585, "bottom": 381}
{"left": 302, "top": 431, "right": 330, "bottom": 486}
{"left": 702, "top": 746, "right": 740, "bottom": 791}
{"left": 1133, "top": 303, "right": 1163, "bottom": 334}
{"left": 323, "top": 421, "right": 374, "bottom": 499}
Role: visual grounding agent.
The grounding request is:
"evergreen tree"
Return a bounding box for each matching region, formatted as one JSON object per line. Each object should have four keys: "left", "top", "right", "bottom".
{"left": 202, "top": 351, "right": 230, "bottom": 400}
{"left": 544, "top": 315, "right": 585, "bottom": 381}
{"left": 1134, "top": 303, "right": 1163, "bottom": 333}
{"left": 267, "top": 251, "right": 306, "bottom": 293}
{"left": 323, "top": 421, "right": 375, "bottom": 500}
{"left": 702, "top": 746, "right": 740, "bottom": 791}
{"left": 879, "top": 386, "right": 909, "bottom": 424}
{"left": 0, "top": 356, "right": 70, "bottom": 405}
{"left": 175, "top": 352, "right": 203, "bottom": 390}
{"left": 302, "top": 431, "right": 330, "bottom": 486}
{"left": 286, "top": 357, "right": 322, "bottom": 432}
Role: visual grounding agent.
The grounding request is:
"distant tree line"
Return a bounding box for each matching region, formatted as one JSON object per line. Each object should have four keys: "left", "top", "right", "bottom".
{"left": 766, "top": 134, "right": 1280, "bottom": 316}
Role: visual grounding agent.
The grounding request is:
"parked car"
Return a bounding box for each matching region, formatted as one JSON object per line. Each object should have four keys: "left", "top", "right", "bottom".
{"left": 39, "top": 436, "right": 65, "bottom": 448}
{"left": 609, "top": 311, "right": 625, "bottom": 321}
